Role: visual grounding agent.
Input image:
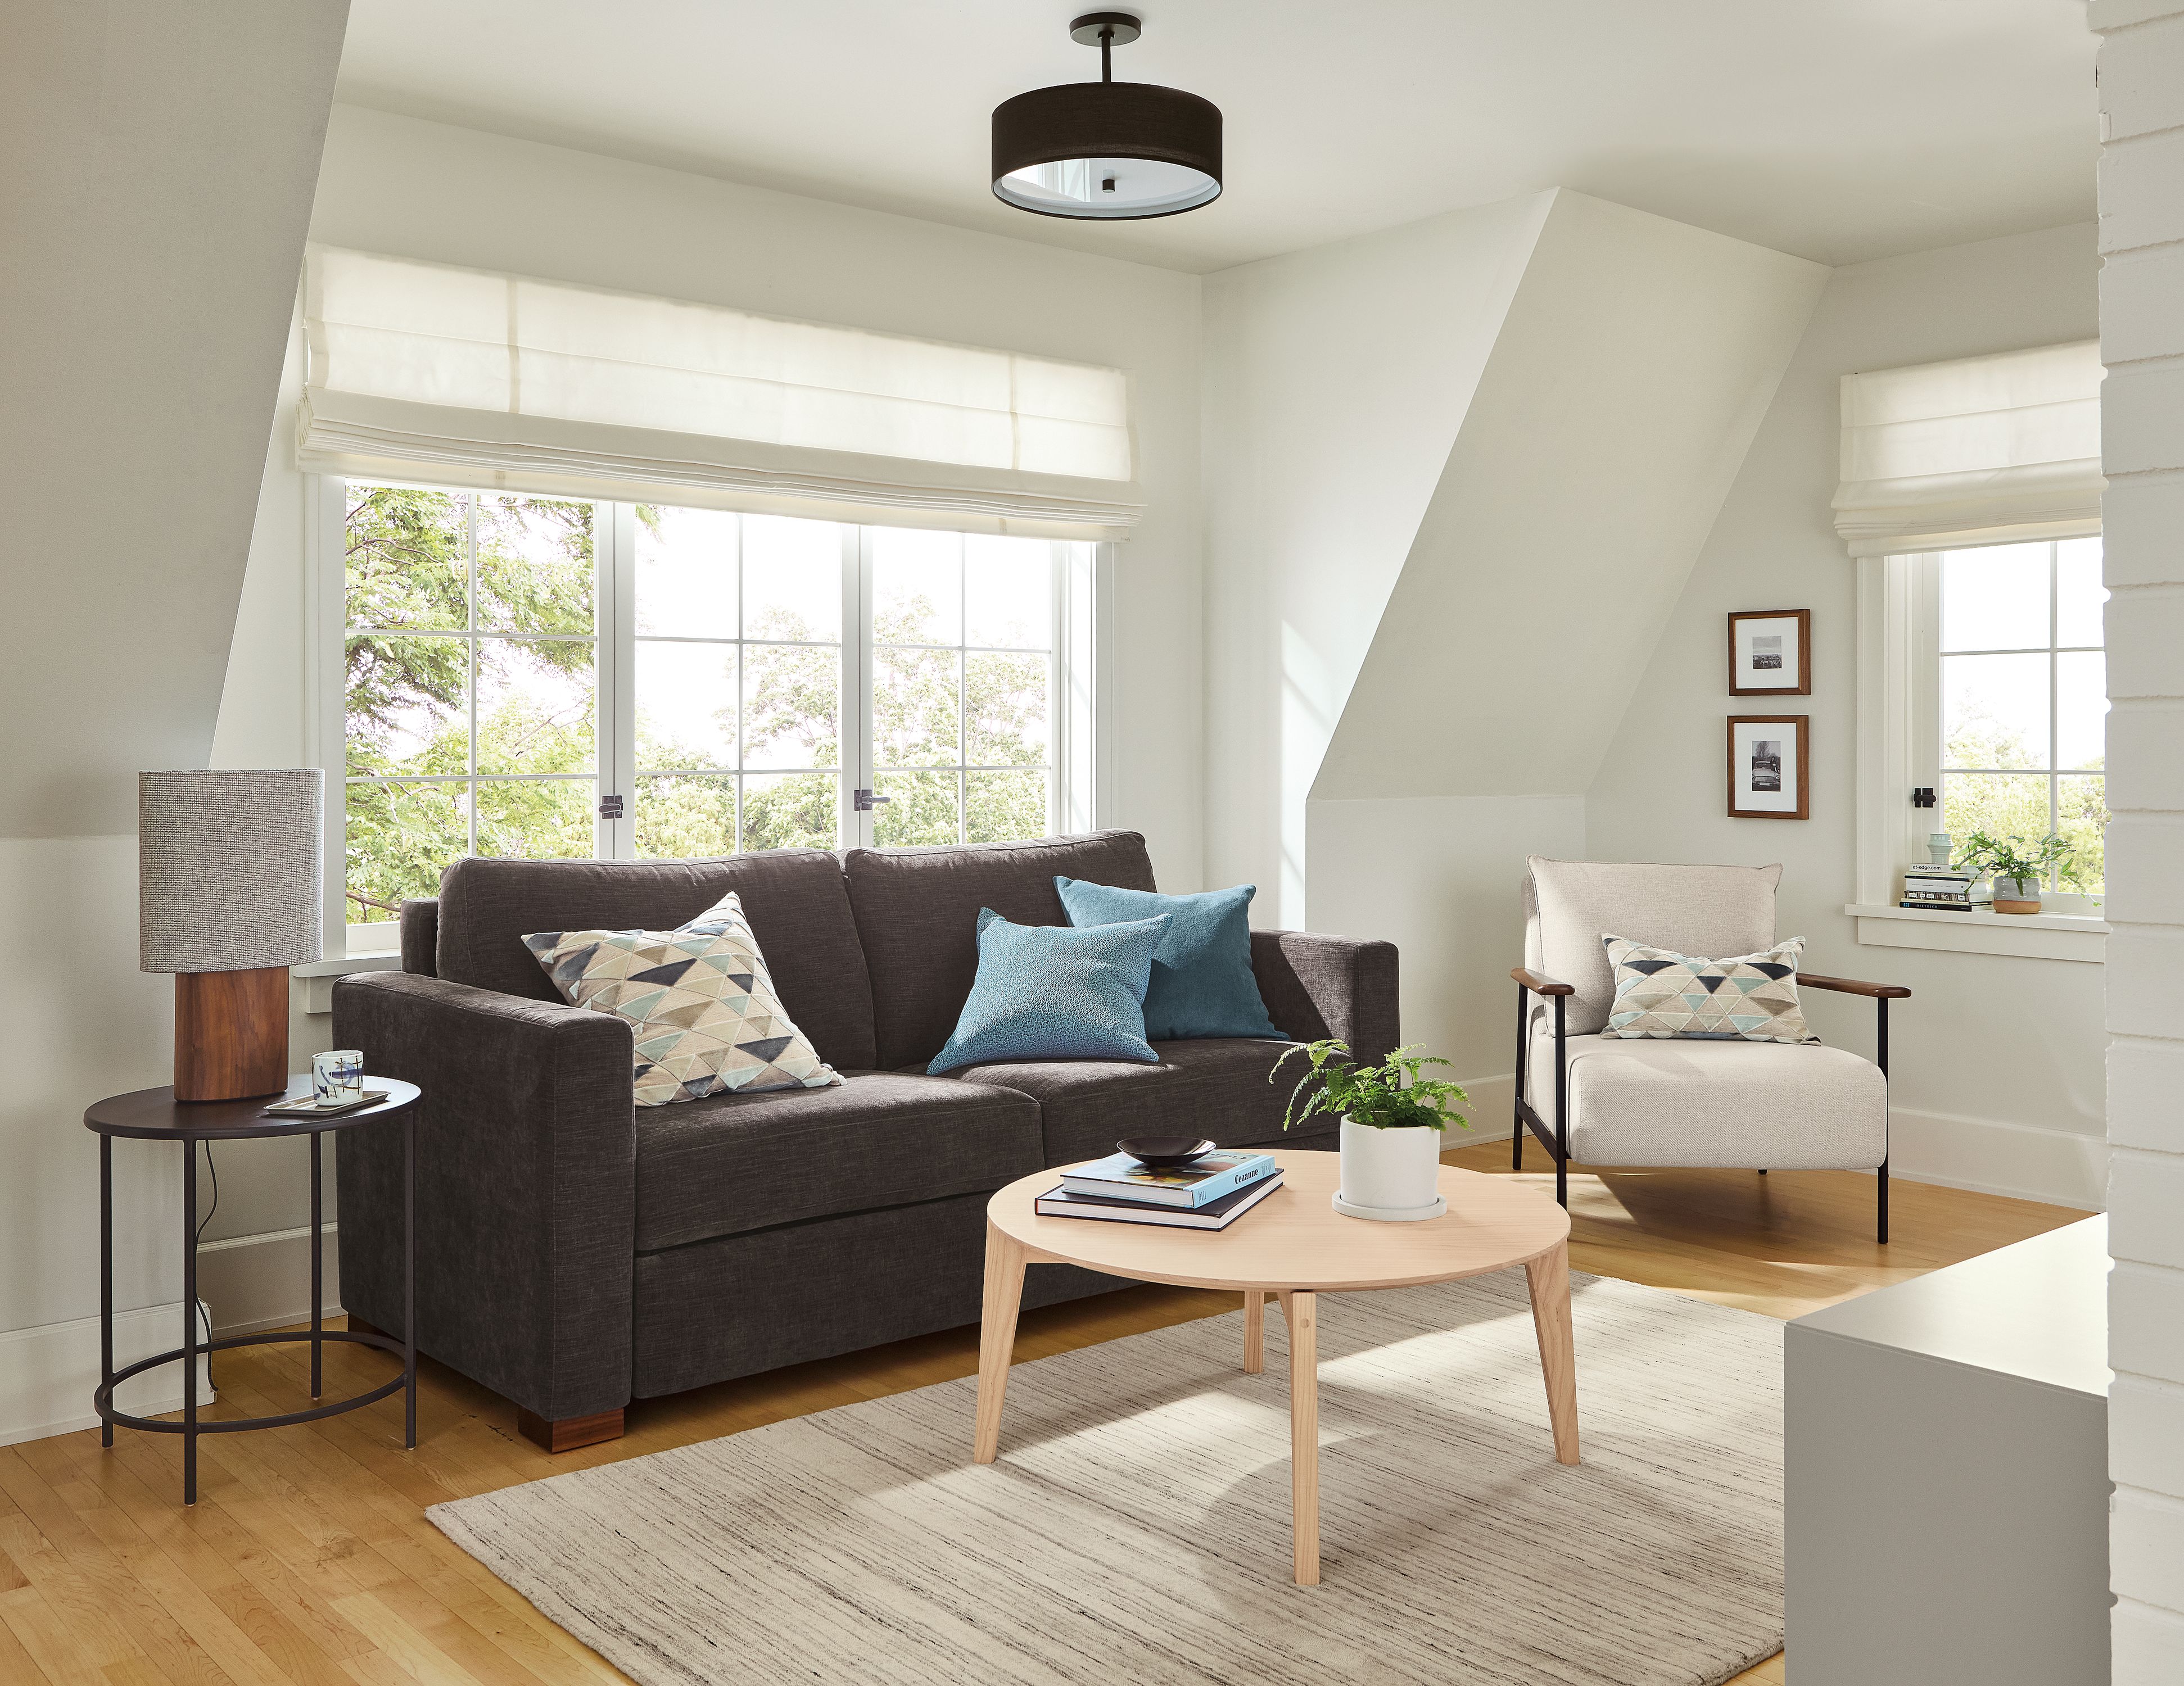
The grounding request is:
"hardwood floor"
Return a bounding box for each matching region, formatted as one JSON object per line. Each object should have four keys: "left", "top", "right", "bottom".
{"left": 0, "top": 1148, "right": 2084, "bottom": 1684}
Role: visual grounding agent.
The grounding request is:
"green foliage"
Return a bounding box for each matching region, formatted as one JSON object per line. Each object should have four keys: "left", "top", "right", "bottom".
{"left": 343, "top": 484, "right": 1055, "bottom": 921}
{"left": 1271, "top": 1040, "right": 1471, "bottom": 1134}
{"left": 1955, "top": 828, "right": 2089, "bottom": 892}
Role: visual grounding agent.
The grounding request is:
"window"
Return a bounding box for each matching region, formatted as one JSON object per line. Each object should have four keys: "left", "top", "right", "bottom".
{"left": 1851, "top": 534, "right": 2110, "bottom": 962}
{"left": 331, "top": 481, "right": 1091, "bottom": 941}
{"left": 1930, "top": 538, "right": 2108, "bottom": 895}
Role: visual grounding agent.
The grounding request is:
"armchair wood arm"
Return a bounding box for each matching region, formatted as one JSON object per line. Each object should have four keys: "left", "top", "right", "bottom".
{"left": 1801, "top": 972, "right": 1911, "bottom": 1000}
{"left": 1511, "top": 966, "right": 1576, "bottom": 997}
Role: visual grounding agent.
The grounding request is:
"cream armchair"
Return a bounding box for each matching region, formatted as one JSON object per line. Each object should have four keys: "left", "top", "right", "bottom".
{"left": 1511, "top": 858, "right": 1909, "bottom": 1241}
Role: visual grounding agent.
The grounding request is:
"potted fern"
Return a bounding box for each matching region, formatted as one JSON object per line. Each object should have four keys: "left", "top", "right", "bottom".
{"left": 1273, "top": 1040, "right": 1468, "bottom": 1222}
{"left": 1955, "top": 830, "right": 2087, "bottom": 914}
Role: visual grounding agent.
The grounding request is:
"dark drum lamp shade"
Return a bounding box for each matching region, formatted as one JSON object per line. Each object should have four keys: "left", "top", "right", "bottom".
{"left": 140, "top": 769, "right": 324, "bottom": 1101}
{"left": 992, "top": 12, "right": 1221, "bottom": 221}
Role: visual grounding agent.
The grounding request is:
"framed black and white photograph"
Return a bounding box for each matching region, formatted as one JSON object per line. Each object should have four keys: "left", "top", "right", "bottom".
{"left": 1728, "top": 609, "right": 1811, "bottom": 696}
{"left": 1728, "top": 715, "right": 1808, "bottom": 819}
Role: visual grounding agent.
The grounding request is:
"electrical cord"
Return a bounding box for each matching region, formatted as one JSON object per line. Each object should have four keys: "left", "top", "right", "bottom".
{"left": 193, "top": 1141, "right": 218, "bottom": 1389}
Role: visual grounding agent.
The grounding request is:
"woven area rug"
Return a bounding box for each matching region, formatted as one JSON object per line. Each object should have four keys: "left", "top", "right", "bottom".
{"left": 431, "top": 1272, "right": 1783, "bottom": 1685}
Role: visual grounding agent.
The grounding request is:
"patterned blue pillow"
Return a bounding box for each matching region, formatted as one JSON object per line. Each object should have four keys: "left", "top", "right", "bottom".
{"left": 927, "top": 907, "right": 1172, "bottom": 1075}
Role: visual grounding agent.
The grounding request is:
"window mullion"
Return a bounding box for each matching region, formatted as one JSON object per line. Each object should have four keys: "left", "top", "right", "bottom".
{"left": 465, "top": 493, "right": 480, "bottom": 856}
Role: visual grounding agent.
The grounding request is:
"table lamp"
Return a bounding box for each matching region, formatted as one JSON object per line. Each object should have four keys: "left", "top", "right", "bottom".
{"left": 139, "top": 770, "right": 324, "bottom": 1101}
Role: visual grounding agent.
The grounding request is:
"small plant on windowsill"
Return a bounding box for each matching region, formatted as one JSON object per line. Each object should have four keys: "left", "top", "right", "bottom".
{"left": 1954, "top": 830, "right": 2088, "bottom": 915}
{"left": 1273, "top": 1040, "right": 1468, "bottom": 1222}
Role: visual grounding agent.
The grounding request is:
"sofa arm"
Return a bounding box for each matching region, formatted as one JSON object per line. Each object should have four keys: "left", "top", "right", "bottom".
{"left": 332, "top": 969, "right": 635, "bottom": 1423}
{"left": 399, "top": 898, "right": 438, "bottom": 975}
{"left": 1250, "top": 930, "right": 1401, "bottom": 1066}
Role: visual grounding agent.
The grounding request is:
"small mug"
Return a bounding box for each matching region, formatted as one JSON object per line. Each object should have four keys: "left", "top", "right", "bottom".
{"left": 313, "top": 1049, "right": 364, "bottom": 1104}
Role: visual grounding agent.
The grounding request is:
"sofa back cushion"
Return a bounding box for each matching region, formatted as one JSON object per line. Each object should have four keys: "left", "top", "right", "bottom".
{"left": 845, "top": 831, "right": 1159, "bottom": 1069}
{"left": 1524, "top": 856, "right": 1781, "bottom": 1036}
{"left": 436, "top": 851, "right": 878, "bottom": 1068}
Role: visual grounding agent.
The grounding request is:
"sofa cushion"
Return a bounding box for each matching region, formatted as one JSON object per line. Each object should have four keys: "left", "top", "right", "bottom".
{"left": 436, "top": 850, "right": 878, "bottom": 1069}
{"left": 928, "top": 908, "right": 1170, "bottom": 1075}
{"left": 948, "top": 1037, "right": 1324, "bottom": 1167}
{"left": 845, "top": 831, "right": 1159, "bottom": 1069}
{"left": 633, "top": 1069, "right": 1043, "bottom": 1251}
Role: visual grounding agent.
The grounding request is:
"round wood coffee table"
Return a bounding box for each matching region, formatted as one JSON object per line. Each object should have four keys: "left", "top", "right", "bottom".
{"left": 975, "top": 1149, "right": 1577, "bottom": 1585}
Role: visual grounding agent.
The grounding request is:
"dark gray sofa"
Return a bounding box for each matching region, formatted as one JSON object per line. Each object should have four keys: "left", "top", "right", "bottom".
{"left": 332, "top": 830, "right": 1398, "bottom": 1449}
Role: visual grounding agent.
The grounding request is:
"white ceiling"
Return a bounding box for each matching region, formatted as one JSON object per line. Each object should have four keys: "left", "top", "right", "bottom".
{"left": 333, "top": 0, "right": 2098, "bottom": 274}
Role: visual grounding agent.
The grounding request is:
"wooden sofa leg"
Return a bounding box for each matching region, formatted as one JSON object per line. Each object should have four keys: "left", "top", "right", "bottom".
{"left": 517, "top": 1406, "right": 626, "bottom": 1453}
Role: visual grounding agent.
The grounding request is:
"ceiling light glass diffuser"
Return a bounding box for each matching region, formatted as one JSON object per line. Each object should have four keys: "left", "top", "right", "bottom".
{"left": 992, "top": 12, "right": 1222, "bottom": 221}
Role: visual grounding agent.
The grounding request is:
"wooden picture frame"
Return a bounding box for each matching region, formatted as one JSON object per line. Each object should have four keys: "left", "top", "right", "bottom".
{"left": 1728, "top": 609, "right": 1811, "bottom": 696}
{"left": 1728, "top": 715, "right": 1809, "bottom": 819}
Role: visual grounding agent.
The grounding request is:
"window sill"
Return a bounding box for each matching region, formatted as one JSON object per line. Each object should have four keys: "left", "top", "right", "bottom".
{"left": 294, "top": 953, "right": 403, "bottom": 1014}
{"left": 1843, "top": 903, "right": 2107, "bottom": 963}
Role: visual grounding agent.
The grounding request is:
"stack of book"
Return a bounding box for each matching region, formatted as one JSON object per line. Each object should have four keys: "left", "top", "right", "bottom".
{"left": 1035, "top": 1149, "right": 1282, "bottom": 1230}
{"left": 1902, "top": 865, "right": 1978, "bottom": 912}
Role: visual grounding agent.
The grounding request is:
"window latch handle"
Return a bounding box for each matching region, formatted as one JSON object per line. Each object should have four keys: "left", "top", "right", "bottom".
{"left": 1911, "top": 786, "right": 1936, "bottom": 809}
{"left": 599, "top": 794, "right": 626, "bottom": 819}
{"left": 853, "top": 787, "right": 893, "bottom": 812}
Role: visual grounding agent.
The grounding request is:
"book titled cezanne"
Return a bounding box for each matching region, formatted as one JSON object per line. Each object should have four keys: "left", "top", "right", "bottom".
{"left": 1059, "top": 1150, "right": 1277, "bottom": 1209}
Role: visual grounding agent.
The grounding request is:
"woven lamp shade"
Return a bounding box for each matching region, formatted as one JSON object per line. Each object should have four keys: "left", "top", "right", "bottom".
{"left": 139, "top": 770, "right": 324, "bottom": 973}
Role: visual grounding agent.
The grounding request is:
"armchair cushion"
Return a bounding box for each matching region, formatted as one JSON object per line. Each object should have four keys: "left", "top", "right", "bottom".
{"left": 1526, "top": 857, "right": 1781, "bottom": 1035}
{"left": 1529, "top": 1028, "right": 1885, "bottom": 1170}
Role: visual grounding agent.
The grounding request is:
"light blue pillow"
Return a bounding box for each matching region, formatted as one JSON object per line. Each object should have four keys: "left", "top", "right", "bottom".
{"left": 1054, "top": 877, "right": 1283, "bottom": 1041}
{"left": 927, "top": 908, "right": 1172, "bottom": 1075}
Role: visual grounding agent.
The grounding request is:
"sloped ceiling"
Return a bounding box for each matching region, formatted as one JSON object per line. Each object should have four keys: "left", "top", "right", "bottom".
{"left": 1317, "top": 193, "right": 1827, "bottom": 799}
{"left": 0, "top": 1, "right": 350, "bottom": 837}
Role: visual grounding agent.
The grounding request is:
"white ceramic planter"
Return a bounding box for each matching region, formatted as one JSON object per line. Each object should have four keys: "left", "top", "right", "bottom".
{"left": 1991, "top": 874, "right": 2042, "bottom": 914}
{"left": 1333, "top": 1116, "right": 1446, "bottom": 1222}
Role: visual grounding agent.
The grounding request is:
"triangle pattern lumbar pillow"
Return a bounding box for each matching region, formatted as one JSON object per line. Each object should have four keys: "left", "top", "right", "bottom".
{"left": 524, "top": 891, "right": 841, "bottom": 1106}
{"left": 1599, "top": 933, "right": 1814, "bottom": 1043}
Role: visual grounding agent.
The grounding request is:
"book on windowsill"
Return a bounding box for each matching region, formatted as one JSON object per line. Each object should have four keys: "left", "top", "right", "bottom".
{"left": 1058, "top": 1149, "right": 1278, "bottom": 1208}
{"left": 1035, "top": 1173, "right": 1285, "bottom": 1230}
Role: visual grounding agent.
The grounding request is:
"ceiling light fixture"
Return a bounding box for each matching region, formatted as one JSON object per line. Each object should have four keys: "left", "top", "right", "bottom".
{"left": 991, "top": 12, "right": 1222, "bottom": 221}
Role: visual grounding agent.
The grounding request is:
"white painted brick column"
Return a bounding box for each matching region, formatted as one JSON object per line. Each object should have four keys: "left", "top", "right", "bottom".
{"left": 2093, "top": 3, "right": 2184, "bottom": 1679}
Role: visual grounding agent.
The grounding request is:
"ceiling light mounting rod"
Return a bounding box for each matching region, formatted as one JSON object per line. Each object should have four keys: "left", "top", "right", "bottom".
{"left": 989, "top": 11, "right": 1223, "bottom": 221}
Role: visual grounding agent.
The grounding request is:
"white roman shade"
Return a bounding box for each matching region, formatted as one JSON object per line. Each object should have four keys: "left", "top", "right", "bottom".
{"left": 297, "top": 246, "right": 1141, "bottom": 539}
{"left": 1833, "top": 340, "right": 2103, "bottom": 555}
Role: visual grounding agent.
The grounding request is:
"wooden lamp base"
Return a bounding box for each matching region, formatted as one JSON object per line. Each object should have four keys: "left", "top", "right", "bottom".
{"left": 175, "top": 967, "right": 291, "bottom": 1101}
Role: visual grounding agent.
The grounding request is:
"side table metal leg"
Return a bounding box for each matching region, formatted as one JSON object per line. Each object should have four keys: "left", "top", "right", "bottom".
{"left": 183, "top": 1141, "right": 198, "bottom": 1505}
{"left": 310, "top": 1129, "right": 323, "bottom": 1400}
{"left": 100, "top": 1135, "right": 112, "bottom": 1448}
{"left": 404, "top": 1112, "right": 417, "bottom": 1450}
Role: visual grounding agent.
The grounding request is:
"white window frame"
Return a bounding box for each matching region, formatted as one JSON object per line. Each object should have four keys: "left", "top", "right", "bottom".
{"left": 1850, "top": 538, "right": 2108, "bottom": 963}
{"left": 312, "top": 475, "right": 1106, "bottom": 960}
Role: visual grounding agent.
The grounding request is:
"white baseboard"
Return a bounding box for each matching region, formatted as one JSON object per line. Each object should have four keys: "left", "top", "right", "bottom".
{"left": 197, "top": 1223, "right": 343, "bottom": 1336}
{"left": 0, "top": 1303, "right": 216, "bottom": 1451}
{"left": 1885, "top": 1105, "right": 2107, "bottom": 1212}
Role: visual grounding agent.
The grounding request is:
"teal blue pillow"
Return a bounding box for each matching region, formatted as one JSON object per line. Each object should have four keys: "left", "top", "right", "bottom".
{"left": 927, "top": 908, "right": 1172, "bottom": 1075}
{"left": 1054, "top": 877, "right": 1283, "bottom": 1041}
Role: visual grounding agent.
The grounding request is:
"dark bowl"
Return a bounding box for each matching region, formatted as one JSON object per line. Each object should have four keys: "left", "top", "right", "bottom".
{"left": 1118, "top": 1135, "right": 1217, "bottom": 1169}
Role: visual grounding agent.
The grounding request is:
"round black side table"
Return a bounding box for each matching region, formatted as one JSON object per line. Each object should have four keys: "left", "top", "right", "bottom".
{"left": 83, "top": 1077, "right": 420, "bottom": 1504}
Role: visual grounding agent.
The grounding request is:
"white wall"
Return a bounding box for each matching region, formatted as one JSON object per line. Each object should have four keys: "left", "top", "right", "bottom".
{"left": 1205, "top": 189, "right": 1823, "bottom": 1101}
{"left": 2090, "top": 3, "right": 2184, "bottom": 1675}
{"left": 1200, "top": 193, "right": 1553, "bottom": 926}
{"left": 0, "top": 1, "right": 346, "bottom": 1447}
{"left": 1588, "top": 220, "right": 2105, "bottom": 1206}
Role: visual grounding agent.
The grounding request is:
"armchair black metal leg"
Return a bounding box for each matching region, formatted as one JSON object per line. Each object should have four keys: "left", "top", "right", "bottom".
{"left": 1512, "top": 982, "right": 1529, "bottom": 1170}
{"left": 1876, "top": 996, "right": 1891, "bottom": 1245}
{"left": 1553, "top": 993, "right": 1568, "bottom": 1209}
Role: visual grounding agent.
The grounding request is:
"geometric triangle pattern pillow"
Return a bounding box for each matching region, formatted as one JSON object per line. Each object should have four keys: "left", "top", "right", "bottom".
{"left": 523, "top": 891, "right": 842, "bottom": 1107}
{"left": 1598, "top": 933, "right": 1814, "bottom": 1043}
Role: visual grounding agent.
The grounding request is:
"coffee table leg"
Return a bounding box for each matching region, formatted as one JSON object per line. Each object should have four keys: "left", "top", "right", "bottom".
{"left": 973, "top": 1223, "right": 1027, "bottom": 1464}
{"left": 1282, "top": 1290, "right": 1320, "bottom": 1586}
{"left": 1242, "top": 1290, "right": 1265, "bottom": 1374}
{"left": 1525, "top": 1240, "right": 1581, "bottom": 1465}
